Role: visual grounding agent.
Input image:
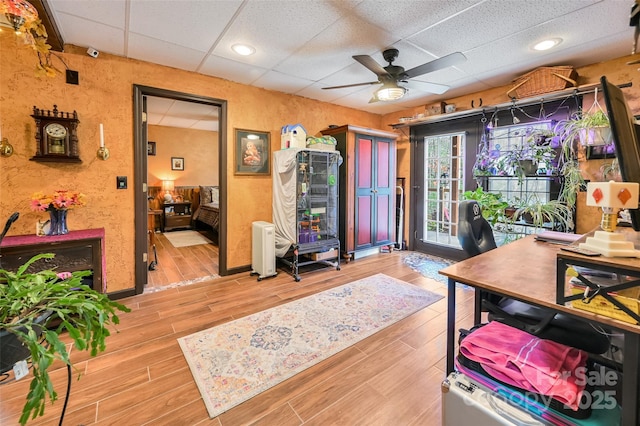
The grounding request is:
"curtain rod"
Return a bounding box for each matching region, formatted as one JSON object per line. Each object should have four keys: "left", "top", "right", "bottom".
{"left": 391, "top": 81, "right": 632, "bottom": 129}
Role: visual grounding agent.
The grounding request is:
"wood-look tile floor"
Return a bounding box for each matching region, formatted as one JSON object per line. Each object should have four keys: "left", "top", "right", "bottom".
{"left": 0, "top": 250, "right": 475, "bottom": 426}
{"left": 146, "top": 230, "right": 219, "bottom": 290}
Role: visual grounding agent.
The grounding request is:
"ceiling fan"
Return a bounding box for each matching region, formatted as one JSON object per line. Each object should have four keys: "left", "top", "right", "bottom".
{"left": 322, "top": 48, "right": 466, "bottom": 102}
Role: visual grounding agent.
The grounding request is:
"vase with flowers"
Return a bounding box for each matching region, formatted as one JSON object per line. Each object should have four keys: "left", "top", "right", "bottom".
{"left": 30, "top": 190, "right": 86, "bottom": 235}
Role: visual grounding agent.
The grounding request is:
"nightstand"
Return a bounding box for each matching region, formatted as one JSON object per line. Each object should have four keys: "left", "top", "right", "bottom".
{"left": 162, "top": 201, "right": 192, "bottom": 232}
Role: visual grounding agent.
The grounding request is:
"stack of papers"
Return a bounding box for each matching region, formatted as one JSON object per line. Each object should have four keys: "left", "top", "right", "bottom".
{"left": 534, "top": 231, "right": 583, "bottom": 245}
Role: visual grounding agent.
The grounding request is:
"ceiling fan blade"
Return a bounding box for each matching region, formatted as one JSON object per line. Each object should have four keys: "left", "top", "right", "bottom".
{"left": 404, "top": 52, "right": 466, "bottom": 79}
{"left": 404, "top": 80, "right": 450, "bottom": 95}
{"left": 322, "top": 81, "right": 380, "bottom": 90}
{"left": 353, "top": 55, "right": 390, "bottom": 77}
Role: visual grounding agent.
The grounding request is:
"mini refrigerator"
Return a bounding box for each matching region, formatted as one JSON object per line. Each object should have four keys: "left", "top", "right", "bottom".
{"left": 442, "top": 371, "right": 546, "bottom": 425}
{"left": 251, "top": 221, "right": 277, "bottom": 281}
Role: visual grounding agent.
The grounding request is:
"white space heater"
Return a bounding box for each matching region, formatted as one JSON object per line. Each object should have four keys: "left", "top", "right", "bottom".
{"left": 251, "top": 221, "right": 277, "bottom": 281}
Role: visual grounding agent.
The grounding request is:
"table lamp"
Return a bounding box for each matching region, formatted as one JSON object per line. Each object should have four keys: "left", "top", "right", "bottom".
{"left": 162, "top": 180, "right": 174, "bottom": 202}
{"left": 579, "top": 181, "right": 640, "bottom": 257}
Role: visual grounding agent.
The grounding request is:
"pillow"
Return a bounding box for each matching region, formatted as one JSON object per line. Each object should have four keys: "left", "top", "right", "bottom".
{"left": 199, "top": 186, "right": 212, "bottom": 205}
{"left": 210, "top": 187, "right": 219, "bottom": 205}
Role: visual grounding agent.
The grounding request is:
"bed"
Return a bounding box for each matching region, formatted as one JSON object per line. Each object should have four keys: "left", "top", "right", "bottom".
{"left": 193, "top": 186, "right": 220, "bottom": 231}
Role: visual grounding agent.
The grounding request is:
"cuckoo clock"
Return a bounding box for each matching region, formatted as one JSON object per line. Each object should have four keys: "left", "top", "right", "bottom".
{"left": 31, "top": 105, "right": 81, "bottom": 163}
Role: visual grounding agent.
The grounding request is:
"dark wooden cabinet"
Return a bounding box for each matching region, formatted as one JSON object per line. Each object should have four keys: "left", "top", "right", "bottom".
{"left": 163, "top": 202, "right": 192, "bottom": 232}
{"left": 321, "top": 125, "right": 398, "bottom": 257}
{"left": 0, "top": 228, "right": 106, "bottom": 293}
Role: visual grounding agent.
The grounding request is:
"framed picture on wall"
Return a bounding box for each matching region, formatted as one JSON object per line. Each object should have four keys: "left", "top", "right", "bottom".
{"left": 234, "top": 129, "right": 270, "bottom": 175}
{"left": 147, "top": 141, "right": 156, "bottom": 156}
{"left": 171, "top": 157, "right": 184, "bottom": 171}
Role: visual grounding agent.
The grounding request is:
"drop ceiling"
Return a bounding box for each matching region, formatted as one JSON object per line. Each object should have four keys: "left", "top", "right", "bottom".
{"left": 46, "top": 0, "right": 636, "bottom": 124}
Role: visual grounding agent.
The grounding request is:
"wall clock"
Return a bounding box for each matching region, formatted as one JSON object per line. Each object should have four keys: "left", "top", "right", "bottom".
{"left": 30, "top": 105, "right": 81, "bottom": 163}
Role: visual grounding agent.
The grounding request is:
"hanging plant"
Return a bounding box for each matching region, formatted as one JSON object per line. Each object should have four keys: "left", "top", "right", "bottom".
{"left": 555, "top": 93, "right": 612, "bottom": 148}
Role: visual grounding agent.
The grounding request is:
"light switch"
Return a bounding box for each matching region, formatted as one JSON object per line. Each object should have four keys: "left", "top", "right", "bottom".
{"left": 117, "top": 176, "right": 127, "bottom": 189}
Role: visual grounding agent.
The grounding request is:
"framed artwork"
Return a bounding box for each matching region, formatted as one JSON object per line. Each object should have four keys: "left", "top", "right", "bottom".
{"left": 234, "top": 128, "right": 270, "bottom": 175}
{"left": 147, "top": 141, "right": 156, "bottom": 156}
{"left": 171, "top": 157, "right": 184, "bottom": 171}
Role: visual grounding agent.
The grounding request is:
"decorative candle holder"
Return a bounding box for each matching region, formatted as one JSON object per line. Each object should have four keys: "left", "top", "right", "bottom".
{"left": 97, "top": 146, "right": 110, "bottom": 160}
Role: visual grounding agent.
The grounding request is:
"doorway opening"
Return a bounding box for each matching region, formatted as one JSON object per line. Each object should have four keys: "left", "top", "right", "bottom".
{"left": 133, "top": 85, "right": 228, "bottom": 295}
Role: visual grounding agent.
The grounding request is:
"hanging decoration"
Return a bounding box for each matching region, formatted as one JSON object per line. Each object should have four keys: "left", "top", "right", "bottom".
{"left": 0, "top": 0, "right": 58, "bottom": 76}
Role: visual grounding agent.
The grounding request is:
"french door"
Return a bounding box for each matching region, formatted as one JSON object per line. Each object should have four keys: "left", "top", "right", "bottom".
{"left": 411, "top": 117, "right": 481, "bottom": 259}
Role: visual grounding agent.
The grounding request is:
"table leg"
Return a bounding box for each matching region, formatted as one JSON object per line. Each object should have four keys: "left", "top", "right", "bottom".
{"left": 446, "top": 277, "right": 456, "bottom": 375}
{"left": 621, "top": 331, "right": 639, "bottom": 426}
{"left": 474, "top": 289, "right": 482, "bottom": 325}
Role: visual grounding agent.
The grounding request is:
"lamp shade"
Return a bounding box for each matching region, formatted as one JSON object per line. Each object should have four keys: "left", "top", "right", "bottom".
{"left": 162, "top": 180, "right": 174, "bottom": 202}
{"left": 162, "top": 180, "right": 174, "bottom": 192}
{"left": 585, "top": 181, "right": 639, "bottom": 209}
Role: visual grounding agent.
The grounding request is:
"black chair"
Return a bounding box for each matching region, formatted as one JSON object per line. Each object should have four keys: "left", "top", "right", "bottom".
{"left": 457, "top": 200, "right": 610, "bottom": 355}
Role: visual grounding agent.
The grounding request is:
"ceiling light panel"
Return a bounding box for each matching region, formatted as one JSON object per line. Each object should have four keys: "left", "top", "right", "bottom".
{"left": 231, "top": 44, "right": 255, "bottom": 56}
{"left": 533, "top": 38, "right": 561, "bottom": 51}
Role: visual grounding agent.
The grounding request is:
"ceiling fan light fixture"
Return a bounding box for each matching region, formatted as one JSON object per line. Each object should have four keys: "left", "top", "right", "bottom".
{"left": 376, "top": 85, "right": 406, "bottom": 101}
{"left": 231, "top": 43, "right": 255, "bottom": 56}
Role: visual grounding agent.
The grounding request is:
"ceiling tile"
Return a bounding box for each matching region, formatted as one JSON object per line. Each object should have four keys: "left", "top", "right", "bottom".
{"left": 407, "top": 0, "right": 603, "bottom": 57}
{"left": 353, "top": 0, "right": 479, "bottom": 39}
{"left": 252, "top": 71, "right": 315, "bottom": 94}
{"left": 199, "top": 55, "right": 269, "bottom": 85}
{"left": 49, "top": 0, "right": 126, "bottom": 29}
{"left": 273, "top": 13, "right": 398, "bottom": 81}
{"left": 51, "top": 12, "right": 126, "bottom": 56}
{"left": 127, "top": 33, "right": 207, "bottom": 71}
{"left": 129, "top": 0, "right": 243, "bottom": 52}
{"left": 213, "top": 0, "right": 348, "bottom": 69}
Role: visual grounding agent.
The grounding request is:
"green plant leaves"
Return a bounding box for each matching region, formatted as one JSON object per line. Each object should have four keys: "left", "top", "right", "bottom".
{"left": 1, "top": 253, "right": 130, "bottom": 425}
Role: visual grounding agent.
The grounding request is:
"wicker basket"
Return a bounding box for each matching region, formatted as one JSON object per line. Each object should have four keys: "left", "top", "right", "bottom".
{"left": 507, "top": 66, "right": 577, "bottom": 99}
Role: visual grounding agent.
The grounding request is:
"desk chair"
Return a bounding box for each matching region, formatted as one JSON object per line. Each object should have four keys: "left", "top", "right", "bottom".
{"left": 457, "top": 200, "right": 610, "bottom": 354}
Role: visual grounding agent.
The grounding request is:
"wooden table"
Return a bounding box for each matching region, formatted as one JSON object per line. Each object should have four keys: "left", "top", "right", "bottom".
{"left": 439, "top": 235, "right": 640, "bottom": 425}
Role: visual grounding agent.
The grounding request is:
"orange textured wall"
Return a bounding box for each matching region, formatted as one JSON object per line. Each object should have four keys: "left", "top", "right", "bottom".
{"left": 0, "top": 34, "right": 383, "bottom": 292}
{"left": 147, "top": 125, "right": 218, "bottom": 187}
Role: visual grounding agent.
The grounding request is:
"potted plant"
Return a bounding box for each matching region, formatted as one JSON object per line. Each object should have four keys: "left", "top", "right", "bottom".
{"left": 555, "top": 109, "right": 612, "bottom": 148}
{"left": 0, "top": 253, "right": 130, "bottom": 425}
{"left": 462, "top": 186, "right": 510, "bottom": 227}
{"left": 514, "top": 196, "right": 574, "bottom": 232}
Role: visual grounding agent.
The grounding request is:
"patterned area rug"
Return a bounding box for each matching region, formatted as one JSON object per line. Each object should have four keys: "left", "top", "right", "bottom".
{"left": 402, "top": 252, "right": 454, "bottom": 283}
{"left": 178, "top": 273, "right": 443, "bottom": 418}
{"left": 163, "top": 230, "right": 212, "bottom": 247}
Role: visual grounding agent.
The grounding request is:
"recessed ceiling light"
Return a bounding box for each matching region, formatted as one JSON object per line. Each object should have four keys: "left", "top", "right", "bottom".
{"left": 533, "top": 38, "right": 562, "bottom": 51}
{"left": 232, "top": 44, "right": 255, "bottom": 56}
